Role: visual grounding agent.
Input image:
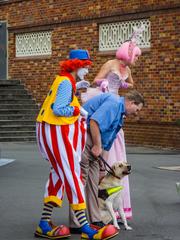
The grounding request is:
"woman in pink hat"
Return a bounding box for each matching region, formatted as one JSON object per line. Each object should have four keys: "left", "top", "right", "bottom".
{"left": 93, "top": 30, "right": 143, "bottom": 222}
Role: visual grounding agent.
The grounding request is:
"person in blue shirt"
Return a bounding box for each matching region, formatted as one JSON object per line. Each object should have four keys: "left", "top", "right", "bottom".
{"left": 69, "top": 90, "right": 144, "bottom": 231}
{"left": 84, "top": 93, "right": 125, "bottom": 152}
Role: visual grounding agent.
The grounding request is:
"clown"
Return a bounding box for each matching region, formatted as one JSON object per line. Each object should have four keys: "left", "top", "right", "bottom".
{"left": 35, "top": 49, "right": 118, "bottom": 240}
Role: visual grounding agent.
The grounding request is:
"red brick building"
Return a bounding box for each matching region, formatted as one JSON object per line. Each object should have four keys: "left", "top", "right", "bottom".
{"left": 0, "top": 0, "right": 180, "bottom": 149}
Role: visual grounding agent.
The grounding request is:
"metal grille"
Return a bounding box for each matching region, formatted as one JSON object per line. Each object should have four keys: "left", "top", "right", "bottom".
{"left": 99, "top": 19, "right": 151, "bottom": 51}
{"left": 16, "top": 31, "right": 52, "bottom": 57}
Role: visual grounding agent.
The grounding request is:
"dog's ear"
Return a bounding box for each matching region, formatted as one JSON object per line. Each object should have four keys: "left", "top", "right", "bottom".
{"left": 112, "top": 165, "right": 116, "bottom": 171}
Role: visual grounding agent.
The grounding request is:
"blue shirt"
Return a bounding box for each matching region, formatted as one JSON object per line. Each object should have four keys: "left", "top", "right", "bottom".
{"left": 83, "top": 93, "right": 125, "bottom": 151}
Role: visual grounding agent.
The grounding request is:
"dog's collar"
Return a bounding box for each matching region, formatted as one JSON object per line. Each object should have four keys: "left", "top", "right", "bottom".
{"left": 98, "top": 155, "right": 123, "bottom": 180}
{"left": 98, "top": 186, "right": 123, "bottom": 200}
{"left": 107, "top": 172, "right": 122, "bottom": 180}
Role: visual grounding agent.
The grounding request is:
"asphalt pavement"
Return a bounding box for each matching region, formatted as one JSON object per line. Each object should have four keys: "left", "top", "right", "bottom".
{"left": 0, "top": 142, "right": 180, "bottom": 240}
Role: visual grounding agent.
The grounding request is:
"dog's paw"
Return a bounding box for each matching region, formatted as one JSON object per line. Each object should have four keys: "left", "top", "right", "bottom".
{"left": 125, "top": 225, "right": 132, "bottom": 231}
{"left": 114, "top": 224, "right": 120, "bottom": 230}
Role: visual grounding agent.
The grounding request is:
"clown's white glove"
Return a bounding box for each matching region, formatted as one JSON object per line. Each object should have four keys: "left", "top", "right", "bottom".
{"left": 80, "top": 107, "right": 88, "bottom": 119}
{"left": 76, "top": 80, "right": 90, "bottom": 90}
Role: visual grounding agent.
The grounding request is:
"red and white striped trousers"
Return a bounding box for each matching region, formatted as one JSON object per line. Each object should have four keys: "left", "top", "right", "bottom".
{"left": 36, "top": 117, "right": 87, "bottom": 210}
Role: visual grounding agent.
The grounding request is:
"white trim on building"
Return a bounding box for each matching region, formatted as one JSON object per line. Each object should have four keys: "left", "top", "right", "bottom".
{"left": 16, "top": 31, "right": 52, "bottom": 57}
{"left": 99, "top": 19, "right": 151, "bottom": 51}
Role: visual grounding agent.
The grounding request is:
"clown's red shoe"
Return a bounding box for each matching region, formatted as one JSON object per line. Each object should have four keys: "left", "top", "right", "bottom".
{"left": 34, "top": 220, "right": 70, "bottom": 239}
{"left": 81, "top": 224, "right": 119, "bottom": 240}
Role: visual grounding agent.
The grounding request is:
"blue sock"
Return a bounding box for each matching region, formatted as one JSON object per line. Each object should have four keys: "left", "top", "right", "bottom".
{"left": 39, "top": 220, "right": 52, "bottom": 234}
{"left": 74, "top": 210, "right": 97, "bottom": 239}
{"left": 81, "top": 223, "right": 98, "bottom": 239}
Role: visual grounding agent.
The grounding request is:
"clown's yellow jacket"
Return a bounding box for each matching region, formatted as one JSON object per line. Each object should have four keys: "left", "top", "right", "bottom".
{"left": 36, "top": 75, "right": 80, "bottom": 125}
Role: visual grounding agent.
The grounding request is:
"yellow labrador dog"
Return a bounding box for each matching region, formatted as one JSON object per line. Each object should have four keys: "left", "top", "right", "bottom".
{"left": 98, "top": 162, "right": 132, "bottom": 230}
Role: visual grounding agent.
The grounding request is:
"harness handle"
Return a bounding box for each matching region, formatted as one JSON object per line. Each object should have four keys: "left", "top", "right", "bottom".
{"left": 98, "top": 155, "right": 116, "bottom": 176}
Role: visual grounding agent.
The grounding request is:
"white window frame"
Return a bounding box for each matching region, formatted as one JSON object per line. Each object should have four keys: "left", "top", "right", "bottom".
{"left": 99, "top": 19, "right": 151, "bottom": 51}
{"left": 16, "top": 31, "right": 52, "bottom": 57}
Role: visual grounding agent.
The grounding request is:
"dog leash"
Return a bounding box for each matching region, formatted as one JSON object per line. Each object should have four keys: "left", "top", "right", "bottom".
{"left": 98, "top": 155, "right": 121, "bottom": 180}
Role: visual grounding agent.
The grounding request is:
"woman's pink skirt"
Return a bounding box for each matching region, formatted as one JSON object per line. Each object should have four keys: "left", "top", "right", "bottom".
{"left": 81, "top": 87, "right": 102, "bottom": 104}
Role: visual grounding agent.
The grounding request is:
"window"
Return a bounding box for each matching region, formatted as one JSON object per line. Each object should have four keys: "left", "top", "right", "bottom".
{"left": 16, "top": 31, "right": 52, "bottom": 57}
{"left": 99, "top": 19, "right": 151, "bottom": 51}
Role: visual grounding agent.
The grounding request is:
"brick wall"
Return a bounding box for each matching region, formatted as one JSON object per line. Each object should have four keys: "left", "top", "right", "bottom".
{"left": 0, "top": 0, "right": 180, "bottom": 149}
{"left": 124, "top": 122, "right": 180, "bottom": 149}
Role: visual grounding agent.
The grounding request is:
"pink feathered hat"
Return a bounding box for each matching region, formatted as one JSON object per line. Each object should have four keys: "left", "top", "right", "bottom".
{"left": 116, "top": 41, "right": 141, "bottom": 64}
{"left": 116, "top": 25, "right": 144, "bottom": 64}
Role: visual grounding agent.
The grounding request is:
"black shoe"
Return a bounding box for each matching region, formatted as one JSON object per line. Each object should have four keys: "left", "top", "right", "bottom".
{"left": 69, "top": 227, "right": 82, "bottom": 234}
{"left": 91, "top": 221, "right": 105, "bottom": 228}
{"left": 108, "top": 220, "right": 113, "bottom": 225}
{"left": 117, "top": 219, "right": 124, "bottom": 225}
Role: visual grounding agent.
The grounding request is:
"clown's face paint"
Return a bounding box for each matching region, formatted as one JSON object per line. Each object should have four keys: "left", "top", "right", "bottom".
{"left": 77, "top": 68, "right": 89, "bottom": 80}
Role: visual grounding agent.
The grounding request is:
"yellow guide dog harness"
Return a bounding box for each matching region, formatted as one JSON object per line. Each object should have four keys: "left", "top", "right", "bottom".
{"left": 98, "top": 186, "right": 123, "bottom": 201}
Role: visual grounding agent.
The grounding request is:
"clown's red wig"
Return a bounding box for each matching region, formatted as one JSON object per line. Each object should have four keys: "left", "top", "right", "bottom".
{"left": 60, "top": 59, "right": 92, "bottom": 73}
